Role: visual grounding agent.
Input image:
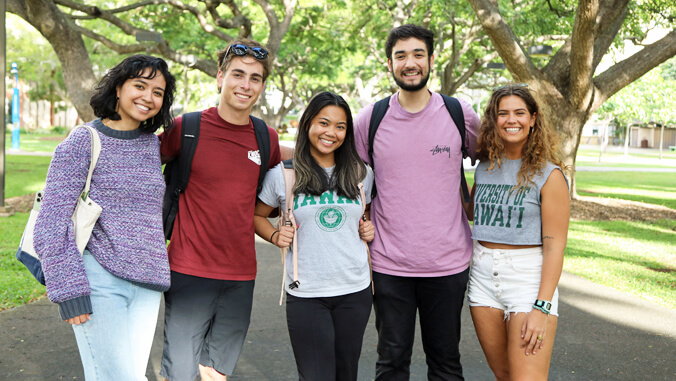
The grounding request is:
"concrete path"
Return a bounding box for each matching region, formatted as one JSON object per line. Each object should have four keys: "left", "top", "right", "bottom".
{"left": 2, "top": 238, "right": 676, "bottom": 380}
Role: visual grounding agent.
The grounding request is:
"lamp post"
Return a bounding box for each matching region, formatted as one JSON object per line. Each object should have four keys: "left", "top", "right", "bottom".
{"left": 10, "top": 62, "right": 20, "bottom": 149}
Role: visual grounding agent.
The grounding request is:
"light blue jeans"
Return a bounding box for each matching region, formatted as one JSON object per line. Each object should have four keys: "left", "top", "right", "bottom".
{"left": 72, "top": 252, "right": 162, "bottom": 380}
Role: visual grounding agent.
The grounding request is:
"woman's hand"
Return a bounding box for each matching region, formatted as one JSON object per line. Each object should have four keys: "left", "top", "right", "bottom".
{"left": 520, "top": 309, "right": 548, "bottom": 355}
{"left": 66, "top": 313, "right": 91, "bottom": 326}
{"left": 274, "top": 225, "right": 295, "bottom": 248}
{"left": 359, "top": 218, "right": 375, "bottom": 242}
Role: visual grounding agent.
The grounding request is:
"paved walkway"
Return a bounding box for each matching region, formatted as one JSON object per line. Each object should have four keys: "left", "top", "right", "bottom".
{"left": 2, "top": 238, "right": 675, "bottom": 380}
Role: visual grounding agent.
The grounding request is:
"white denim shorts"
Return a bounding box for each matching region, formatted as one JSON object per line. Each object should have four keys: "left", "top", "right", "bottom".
{"left": 467, "top": 242, "right": 559, "bottom": 319}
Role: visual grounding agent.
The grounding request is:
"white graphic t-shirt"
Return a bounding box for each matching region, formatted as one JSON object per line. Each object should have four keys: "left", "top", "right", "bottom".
{"left": 258, "top": 164, "right": 374, "bottom": 297}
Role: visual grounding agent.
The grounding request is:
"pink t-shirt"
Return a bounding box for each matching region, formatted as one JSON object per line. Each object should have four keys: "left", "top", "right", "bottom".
{"left": 354, "top": 91, "right": 480, "bottom": 277}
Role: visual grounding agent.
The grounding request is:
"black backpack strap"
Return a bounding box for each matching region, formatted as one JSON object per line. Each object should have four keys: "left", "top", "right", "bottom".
{"left": 367, "top": 96, "right": 391, "bottom": 199}
{"left": 178, "top": 112, "right": 202, "bottom": 192}
{"left": 251, "top": 116, "right": 271, "bottom": 195}
{"left": 441, "top": 94, "right": 470, "bottom": 203}
{"left": 282, "top": 158, "right": 293, "bottom": 169}
{"left": 162, "top": 111, "right": 201, "bottom": 240}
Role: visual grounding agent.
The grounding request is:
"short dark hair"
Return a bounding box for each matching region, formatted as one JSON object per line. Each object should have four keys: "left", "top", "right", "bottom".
{"left": 90, "top": 54, "right": 176, "bottom": 133}
{"left": 385, "top": 24, "right": 435, "bottom": 60}
{"left": 293, "top": 91, "right": 366, "bottom": 199}
{"left": 217, "top": 39, "right": 272, "bottom": 82}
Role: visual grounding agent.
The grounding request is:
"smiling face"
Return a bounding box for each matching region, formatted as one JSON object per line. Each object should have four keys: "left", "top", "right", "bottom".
{"left": 217, "top": 56, "right": 265, "bottom": 122}
{"left": 496, "top": 95, "right": 537, "bottom": 153}
{"left": 307, "top": 105, "right": 348, "bottom": 167}
{"left": 387, "top": 37, "right": 434, "bottom": 92}
{"left": 115, "top": 69, "right": 165, "bottom": 127}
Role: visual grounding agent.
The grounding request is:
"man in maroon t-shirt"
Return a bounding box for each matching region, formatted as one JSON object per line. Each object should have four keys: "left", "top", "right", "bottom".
{"left": 159, "top": 39, "right": 281, "bottom": 381}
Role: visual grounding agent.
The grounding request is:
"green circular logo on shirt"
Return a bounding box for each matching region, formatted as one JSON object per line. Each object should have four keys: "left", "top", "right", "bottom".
{"left": 315, "top": 206, "right": 346, "bottom": 232}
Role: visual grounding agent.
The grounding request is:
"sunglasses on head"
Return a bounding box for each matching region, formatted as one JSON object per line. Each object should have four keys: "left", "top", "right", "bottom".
{"left": 226, "top": 44, "right": 269, "bottom": 60}
{"left": 492, "top": 83, "right": 529, "bottom": 91}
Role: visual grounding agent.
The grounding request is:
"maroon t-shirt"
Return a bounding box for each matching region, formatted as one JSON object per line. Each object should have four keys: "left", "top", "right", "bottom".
{"left": 161, "top": 107, "right": 281, "bottom": 280}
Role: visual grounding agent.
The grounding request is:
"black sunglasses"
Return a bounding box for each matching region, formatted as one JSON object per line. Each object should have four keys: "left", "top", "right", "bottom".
{"left": 225, "top": 44, "right": 269, "bottom": 60}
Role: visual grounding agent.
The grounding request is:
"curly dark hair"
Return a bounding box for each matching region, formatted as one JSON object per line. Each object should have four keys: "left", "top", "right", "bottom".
{"left": 90, "top": 54, "right": 176, "bottom": 133}
{"left": 477, "top": 84, "right": 568, "bottom": 188}
{"left": 293, "top": 91, "right": 367, "bottom": 199}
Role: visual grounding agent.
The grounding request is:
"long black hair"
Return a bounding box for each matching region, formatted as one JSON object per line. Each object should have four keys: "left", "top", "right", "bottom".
{"left": 90, "top": 54, "right": 176, "bottom": 133}
{"left": 293, "top": 91, "right": 366, "bottom": 199}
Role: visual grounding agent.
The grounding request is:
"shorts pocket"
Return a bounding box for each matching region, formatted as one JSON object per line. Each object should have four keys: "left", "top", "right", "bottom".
{"left": 507, "top": 253, "right": 542, "bottom": 274}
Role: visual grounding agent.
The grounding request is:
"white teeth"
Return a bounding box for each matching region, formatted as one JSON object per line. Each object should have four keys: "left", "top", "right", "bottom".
{"left": 136, "top": 104, "right": 149, "bottom": 111}
{"left": 235, "top": 93, "right": 251, "bottom": 99}
{"left": 505, "top": 128, "right": 521, "bottom": 132}
{"left": 320, "top": 138, "right": 334, "bottom": 145}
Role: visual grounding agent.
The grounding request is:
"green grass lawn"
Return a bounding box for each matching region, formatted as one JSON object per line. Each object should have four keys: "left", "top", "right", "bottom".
{"left": 0, "top": 212, "right": 46, "bottom": 310}
{"left": 565, "top": 218, "right": 676, "bottom": 310}
{"left": 4, "top": 133, "right": 65, "bottom": 153}
{"left": 575, "top": 171, "right": 676, "bottom": 210}
{"left": 4, "top": 155, "right": 52, "bottom": 199}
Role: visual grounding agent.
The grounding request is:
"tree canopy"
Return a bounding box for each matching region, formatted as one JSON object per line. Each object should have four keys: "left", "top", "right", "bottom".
{"left": 7, "top": 0, "right": 676, "bottom": 196}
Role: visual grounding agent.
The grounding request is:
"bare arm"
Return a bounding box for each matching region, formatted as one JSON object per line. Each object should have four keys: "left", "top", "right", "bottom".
{"left": 254, "top": 200, "right": 294, "bottom": 248}
{"left": 463, "top": 183, "right": 476, "bottom": 221}
{"left": 521, "top": 169, "right": 570, "bottom": 354}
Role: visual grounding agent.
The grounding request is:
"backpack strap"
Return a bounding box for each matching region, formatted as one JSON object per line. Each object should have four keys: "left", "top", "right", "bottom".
{"left": 251, "top": 116, "right": 271, "bottom": 195}
{"left": 440, "top": 94, "right": 471, "bottom": 203}
{"left": 178, "top": 112, "right": 202, "bottom": 193}
{"left": 367, "top": 96, "right": 391, "bottom": 199}
{"left": 278, "top": 159, "right": 299, "bottom": 305}
{"left": 162, "top": 111, "right": 201, "bottom": 240}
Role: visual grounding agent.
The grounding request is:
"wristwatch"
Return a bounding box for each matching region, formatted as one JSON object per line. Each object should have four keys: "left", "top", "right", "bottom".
{"left": 533, "top": 299, "right": 552, "bottom": 315}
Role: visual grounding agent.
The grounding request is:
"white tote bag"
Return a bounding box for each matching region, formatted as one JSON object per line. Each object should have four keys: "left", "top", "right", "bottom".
{"left": 17, "top": 125, "right": 102, "bottom": 285}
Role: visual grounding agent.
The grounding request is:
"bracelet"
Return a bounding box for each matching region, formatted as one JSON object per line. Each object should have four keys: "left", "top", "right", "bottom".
{"left": 533, "top": 299, "right": 552, "bottom": 315}
{"left": 269, "top": 230, "right": 279, "bottom": 243}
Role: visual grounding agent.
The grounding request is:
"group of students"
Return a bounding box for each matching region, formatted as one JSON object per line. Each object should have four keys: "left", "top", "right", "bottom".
{"left": 34, "top": 23, "right": 569, "bottom": 381}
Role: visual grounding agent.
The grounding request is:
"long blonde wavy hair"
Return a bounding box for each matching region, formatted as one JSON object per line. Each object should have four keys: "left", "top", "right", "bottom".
{"left": 477, "top": 84, "right": 568, "bottom": 188}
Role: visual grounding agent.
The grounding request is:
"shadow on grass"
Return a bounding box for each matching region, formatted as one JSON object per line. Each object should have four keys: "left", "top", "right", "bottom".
{"left": 571, "top": 219, "right": 676, "bottom": 246}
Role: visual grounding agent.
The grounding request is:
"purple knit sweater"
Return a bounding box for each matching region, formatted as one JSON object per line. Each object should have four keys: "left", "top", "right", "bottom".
{"left": 34, "top": 119, "right": 170, "bottom": 320}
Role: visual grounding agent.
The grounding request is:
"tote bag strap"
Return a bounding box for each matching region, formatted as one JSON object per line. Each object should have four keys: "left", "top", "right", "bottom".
{"left": 75, "top": 125, "right": 102, "bottom": 198}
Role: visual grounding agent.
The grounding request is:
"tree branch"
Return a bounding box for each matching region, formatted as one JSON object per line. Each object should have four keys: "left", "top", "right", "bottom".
{"left": 72, "top": 24, "right": 219, "bottom": 76}
{"left": 56, "top": 0, "right": 236, "bottom": 42}
{"left": 568, "top": 0, "right": 598, "bottom": 107}
{"left": 468, "top": 0, "right": 537, "bottom": 82}
{"left": 594, "top": 28, "right": 676, "bottom": 109}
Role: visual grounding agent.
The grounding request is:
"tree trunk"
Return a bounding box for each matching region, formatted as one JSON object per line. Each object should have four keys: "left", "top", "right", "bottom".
{"left": 8, "top": 0, "right": 96, "bottom": 123}
{"left": 550, "top": 106, "right": 587, "bottom": 199}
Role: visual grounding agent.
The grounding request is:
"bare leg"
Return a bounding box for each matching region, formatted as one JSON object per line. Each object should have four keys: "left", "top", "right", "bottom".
{"left": 198, "top": 364, "right": 227, "bottom": 381}
{"left": 470, "top": 306, "right": 510, "bottom": 381}
{"left": 506, "top": 312, "right": 558, "bottom": 381}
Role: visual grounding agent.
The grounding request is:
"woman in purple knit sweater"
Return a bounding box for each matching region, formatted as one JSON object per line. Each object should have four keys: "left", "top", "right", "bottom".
{"left": 34, "top": 55, "right": 176, "bottom": 380}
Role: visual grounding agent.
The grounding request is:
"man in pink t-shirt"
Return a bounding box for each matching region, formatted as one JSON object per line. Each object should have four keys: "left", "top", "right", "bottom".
{"left": 354, "top": 25, "right": 480, "bottom": 380}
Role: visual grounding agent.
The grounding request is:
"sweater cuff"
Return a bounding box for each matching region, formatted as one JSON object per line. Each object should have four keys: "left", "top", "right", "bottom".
{"left": 58, "top": 295, "right": 93, "bottom": 321}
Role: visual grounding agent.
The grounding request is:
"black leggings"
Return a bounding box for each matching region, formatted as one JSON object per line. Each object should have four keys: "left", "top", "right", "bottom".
{"left": 286, "top": 286, "right": 373, "bottom": 381}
